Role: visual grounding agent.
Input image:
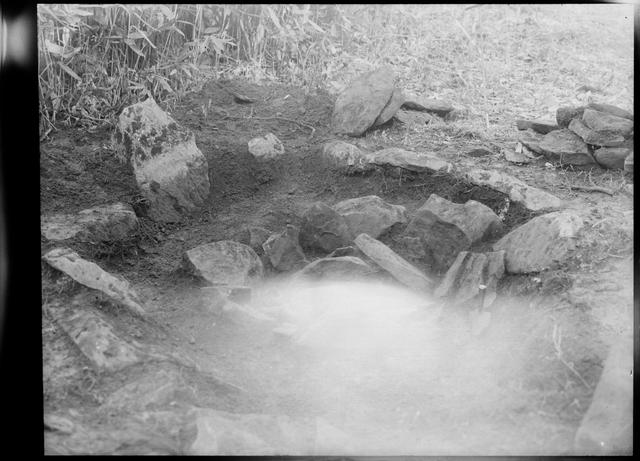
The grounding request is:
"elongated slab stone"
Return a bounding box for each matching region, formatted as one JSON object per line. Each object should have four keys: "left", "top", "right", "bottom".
{"left": 42, "top": 248, "right": 146, "bottom": 316}
{"left": 41, "top": 203, "right": 138, "bottom": 242}
{"left": 354, "top": 233, "right": 434, "bottom": 292}
{"left": 320, "top": 140, "right": 374, "bottom": 174}
{"left": 538, "top": 129, "right": 596, "bottom": 165}
{"left": 464, "top": 169, "right": 563, "bottom": 212}
{"left": 402, "top": 94, "right": 454, "bottom": 116}
{"left": 568, "top": 118, "right": 625, "bottom": 147}
{"left": 293, "top": 256, "right": 374, "bottom": 281}
{"left": 369, "top": 147, "right": 452, "bottom": 173}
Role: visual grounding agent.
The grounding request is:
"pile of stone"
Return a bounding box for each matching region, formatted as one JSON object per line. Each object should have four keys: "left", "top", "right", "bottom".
{"left": 331, "top": 67, "right": 456, "bottom": 137}
{"left": 516, "top": 102, "right": 633, "bottom": 171}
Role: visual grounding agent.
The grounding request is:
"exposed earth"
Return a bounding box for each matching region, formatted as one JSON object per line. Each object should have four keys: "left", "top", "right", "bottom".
{"left": 41, "top": 78, "right": 634, "bottom": 455}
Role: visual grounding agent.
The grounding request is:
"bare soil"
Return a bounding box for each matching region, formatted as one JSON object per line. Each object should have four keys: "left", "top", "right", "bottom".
{"left": 41, "top": 78, "right": 633, "bottom": 455}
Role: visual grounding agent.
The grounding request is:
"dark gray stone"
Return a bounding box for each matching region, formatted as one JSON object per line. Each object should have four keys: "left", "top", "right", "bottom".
{"left": 299, "top": 202, "right": 353, "bottom": 253}
{"left": 587, "top": 102, "right": 633, "bottom": 121}
{"left": 556, "top": 106, "right": 586, "bottom": 128}
{"left": 515, "top": 119, "right": 558, "bottom": 135}
{"left": 368, "top": 147, "right": 452, "bottom": 173}
{"left": 401, "top": 94, "right": 455, "bottom": 116}
{"left": 262, "top": 225, "right": 307, "bottom": 272}
{"left": 333, "top": 195, "right": 407, "bottom": 239}
{"left": 568, "top": 118, "right": 625, "bottom": 147}
{"left": 593, "top": 147, "right": 632, "bottom": 170}
{"left": 582, "top": 108, "right": 634, "bottom": 138}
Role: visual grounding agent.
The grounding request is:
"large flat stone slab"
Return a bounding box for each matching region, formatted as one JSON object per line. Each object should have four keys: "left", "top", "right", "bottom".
{"left": 113, "top": 97, "right": 210, "bottom": 222}
{"left": 538, "top": 129, "right": 596, "bottom": 165}
{"left": 333, "top": 195, "right": 407, "bottom": 239}
{"left": 331, "top": 67, "right": 395, "bottom": 136}
{"left": 183, "top": 241, "right": 264, "bottom": 286}
{"left": 369, "top": 147, "right": 452, "bottom": 173}
{"left": 568, "top": 118, "right": 625, "bottom": 147}
{"left": 42, "top": 248, "right": 146, "bottom": 316}
{"left": 354, "top": 233, "right": 434, "bottom": 293}
{"left": 41, "top": 203, "right": 138, "bottom": 242}
{"left": 464, "top": 169, "right": 564, "bottom": 212}
{"left": 582, "top": 108, "right": 634, "bottom": 138}
{"left": 401, "top": 94, "right": 454, "bottom": 116}
{"left": 493, "top": 211, "right": 584, "bottom": 273}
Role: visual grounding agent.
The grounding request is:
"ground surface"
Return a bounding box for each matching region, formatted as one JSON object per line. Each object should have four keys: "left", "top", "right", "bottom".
{"left": 41, "top": 75, "right": 633, "bottom": 455}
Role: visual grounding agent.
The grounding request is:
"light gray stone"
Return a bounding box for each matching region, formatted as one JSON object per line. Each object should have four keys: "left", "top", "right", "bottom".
{"left": 354, "top": 233, "right": 435, "bottom": 293}
{"left": 320, "top": 140, "right": 374, "bottom": 174}
{"left": 114, "top": 97, "right": 210, "bottom": 222}
{"left": 373, "top": 87, "right": 406, "bottom": 126}
{"left": 248, "top": 133, "right": 285, "bottom": 160}
{"left": 369, "top": 147, "right": 452, "bottom": 173}
{"left": 401, "top": 94, "right": 454, "bottom": 116}
{"left": 465, "top": 169, "right": 564, "bottom": 212}
{"left": 515, "top": 119, "right": 558, "bottom": 134}
{"left": 333, "top": 195, "right": 407, "bottom": 239}
{"left": 183, "top": 241, "right": 264, "bottom": 286}
{"left": 586, "top": 102, "right": 633, "bottom": 121}
{"left": 539, "top": 129, "right": 596, "bottom": 165}
{"left": 332, "top": 67, "right": 395, "bottom": 136}
{"left": 293, "top": 256, "right": 374, "bottom": 281}
{"left": 42, "top": 248, "right": 146, "bottom": 316}
{"left": 568, "top": 118, "right": 625, "bottom": 147}
{"left": 493, "top": 211, "right": 584, "bottom": 273}
{"left": 41, "top": 203, "right": 138, "bottom": 242}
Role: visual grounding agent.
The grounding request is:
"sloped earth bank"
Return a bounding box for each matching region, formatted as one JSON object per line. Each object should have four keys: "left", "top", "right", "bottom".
{"left": 41, "top": 79, "right": 633, "bottom": 455}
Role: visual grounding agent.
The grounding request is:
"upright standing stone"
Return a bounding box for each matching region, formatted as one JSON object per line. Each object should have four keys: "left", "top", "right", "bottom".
{"left": 114, "top": 97, "right": 210, "bottom": 222}
{"left": 332, "top": 67, "right": 395, "bottom": 136}
{"left": 373, "top": 88, "right": 406, "bottom": 127}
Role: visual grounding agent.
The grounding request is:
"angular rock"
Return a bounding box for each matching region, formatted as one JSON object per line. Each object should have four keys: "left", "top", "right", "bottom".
{"left": 373, "top": 87, "right": 406, "bottom": 126}
{"left": 582, "top": 108, "right": 634, "bottom": 138}
{"left": 332, "top": 67, "right": 395, "bottom": 136}
{"left": 556, "top": 106, "right": 586, "bottom": 128}
{"left": 41, "top": 203, "right": 138, "bottom": 242}
{"left": 593, "top": 147, "right": 632, "bottom": 170}
{"left": 568, "top": 118, "right": 625, "bottom": 147}
{"left": 299, "top": 202, "right": 353, "bottom": 253}
{"left": 464, "top": 147, "right": 493, "bottom": 157}
{"left": 465, "top": 169, "right": 563, "bottom": 212}
{"left": 50, "top": 306, "right": 143, "bottom": 371}
{"left": 354, "top": 233, "right": 435, "bottom": 293}
{"left": 262, "top": 225, "right": 307, "bottom": 272}
{"left": 434, "top": 250, "right": 505, "bottom": 308}
{"left": 187, "top": 408, "right": 317, "bottom": 455}
{"left": 333, "top": 195, "right": 407, "bottom": 239}
{"left": 320, "top": 140, "right": 374, "bottom": 174}
{"left": 368, "top": 147, "right": 452, "bottom": 173}
{"left": 401, "top": 94, "right": 454, "bottom": 116}
{"left": 493, "top": 211, "right": 584, "bottom": 273}
{"left": 401, "top": 195, "right": 502, "bottom": 272}
{"left": 573, "top": 334, "right": 633, "bottom": 455}
{"left": 624, "top": 151, "right": 633, "bottom": 173}
{"left": 538, "top": 129, "right": 596, "bottom": 165}
{"left": 183, "top": 241, "right": 264, "bottom": 286}
{"left": 220, "top": 301, "right": 276, "bottom": 326}
{"left": 515, "top": 119, "right": 558, "bottom": 135}
{"left": 248, "top": 133, "right": 285, "bottom": 160}
{"left": 293, "top": 256, "right": 374, "bottom": 281}
{"left": 587, "top": 102, "right": 633, "bottom": 121}
{"left": 42, "top": 248, "right": 146, "bottom": 316}
{"left": 113, "top": 97, "right": 210, "bottom": 222}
